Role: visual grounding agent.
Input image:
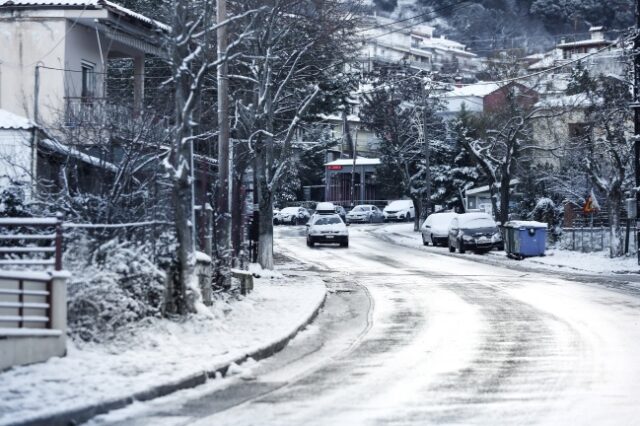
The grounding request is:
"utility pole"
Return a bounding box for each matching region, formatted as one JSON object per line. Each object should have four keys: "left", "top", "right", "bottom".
{"left": 422, "top": 84, "right": 431, "bottom": 219}
{"left": 634, "top": 0, "right": 640, "bottom": 265}
{"left": 217, "top": 0, "right": 231, "bottom": 284}
{"left": 351, "top": 127, "right": 358, "bottom": 207}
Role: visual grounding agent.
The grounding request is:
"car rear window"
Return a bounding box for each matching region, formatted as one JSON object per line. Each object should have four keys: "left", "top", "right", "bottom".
{"left": 461, "top": 218, "right": 495, "bottom": 229}
{"left": 315, "top": 216, "right": 341, "bottom": 225}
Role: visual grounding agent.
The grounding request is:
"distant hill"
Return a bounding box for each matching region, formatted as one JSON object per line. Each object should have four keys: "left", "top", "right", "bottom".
{"left": 369, "top": 0, "right": 634, "bottom": 55}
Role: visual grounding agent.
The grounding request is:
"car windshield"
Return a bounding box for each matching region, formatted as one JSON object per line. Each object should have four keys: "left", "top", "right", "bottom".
{"left": 460, "top": 218, "right": 496, "bottom": 229}
{"left": 352, "top": 206, "right": 368, "bottom": 212}
{"left": 314, "top": 216, "right": 342, "bottom": 225}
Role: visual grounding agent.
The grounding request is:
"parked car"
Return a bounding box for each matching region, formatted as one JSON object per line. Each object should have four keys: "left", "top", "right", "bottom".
{"left": 383, "top": 200, "right": 415, "bottom": 222}
{"left": 274, "top": 206, "right": 311, "bottom": 225}
{"left": 306, "top": 213, "right": 349, "bottom": 247}
{"left": 421, "top": 212, "right": 458, "bottom": 246}
{"left": 448, "top": 212, "right": 503, "bottom": 254}
{"left": 272, "top": 208, "right": 281, "bottom": 224}
{"left": 346, "top": 204, "right": 384, "bottom": 223}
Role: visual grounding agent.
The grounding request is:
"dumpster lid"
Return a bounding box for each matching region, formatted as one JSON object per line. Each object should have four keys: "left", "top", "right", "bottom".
{"left": 504, "top": 220, "right": 548, "bottom": 229}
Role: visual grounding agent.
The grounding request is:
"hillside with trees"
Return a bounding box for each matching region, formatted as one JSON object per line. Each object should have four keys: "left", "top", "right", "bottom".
{"left": 371, "top": 0, "right": 634, "bottom": 54}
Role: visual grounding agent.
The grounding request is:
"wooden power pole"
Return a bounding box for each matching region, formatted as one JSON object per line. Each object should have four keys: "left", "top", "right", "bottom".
{"left": 634, "top": 0, "right": 640, "bottom": 264}
{"left": 217, "top": 0, "right": 231, "bottom": 283}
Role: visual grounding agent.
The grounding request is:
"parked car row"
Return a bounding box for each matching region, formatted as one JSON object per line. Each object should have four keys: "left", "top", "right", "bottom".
{"left": 421, "top": 211, "right": 503, "bottom": 254}
{"left": 274, "top": 199, "right": 418, "bottom": 226}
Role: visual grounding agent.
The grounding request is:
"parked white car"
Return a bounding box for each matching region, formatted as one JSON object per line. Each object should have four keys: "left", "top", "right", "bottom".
{"left": 421, "top": 212, "right": 458, "bottom": 246}
{"left": 274, "top": 206, "right": 311, "bottom": 225}
{"left": 346, "top": 204, "right": 383, "bottom": 223}
{"left": 383, "top": 200, "right": 415, "bottom": 222}
{"left": 306, "top": 213, "right": 349, "bottom": 247}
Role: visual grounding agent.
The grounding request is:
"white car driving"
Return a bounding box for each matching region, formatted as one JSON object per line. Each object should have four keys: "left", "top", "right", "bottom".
{"left": 421, "top": 212, "right": 458, "bottom": 246}
{"left": 306, "top": 213, "right": 349, "bottom": 247}
{"left": 383, "top": 200, "right": 415, "bottom": 222}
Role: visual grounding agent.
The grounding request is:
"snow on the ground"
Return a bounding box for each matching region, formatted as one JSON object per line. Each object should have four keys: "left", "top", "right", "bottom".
{"left": 371, "top": 223, "right": 639, "bottom": 275}
{"left": 0, "top": 272, "right": 326, "bottom": 426}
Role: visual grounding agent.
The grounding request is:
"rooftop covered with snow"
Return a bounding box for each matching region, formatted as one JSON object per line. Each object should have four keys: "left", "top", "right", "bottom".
{"left": 325, "top": 157, "right": 381, "bottom": 167}
{"left": 0, "top": 109, "right": 33, "bottom": 130}
{"left": 0, "top": 0, "right": 170, "bottom": 32}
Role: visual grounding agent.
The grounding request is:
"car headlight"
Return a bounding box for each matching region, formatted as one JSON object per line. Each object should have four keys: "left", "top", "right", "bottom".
{"left": 492, "top": 232, "right": 502, "bottom": 242}
{"left": 462, "top": 235, "right": 474, "bottom": 242}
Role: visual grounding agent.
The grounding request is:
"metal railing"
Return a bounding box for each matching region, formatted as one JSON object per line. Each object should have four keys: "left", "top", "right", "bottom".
{"left": 0, "top": 215, "right": 64, "bottom": 271}
{"left": 560, "top": 225, "right": 637, "bottom": 254}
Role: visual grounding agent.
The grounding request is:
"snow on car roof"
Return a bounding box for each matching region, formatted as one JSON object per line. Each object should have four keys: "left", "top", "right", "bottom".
{"left": 457, "top": 212, "right": 495, "bottom": 226}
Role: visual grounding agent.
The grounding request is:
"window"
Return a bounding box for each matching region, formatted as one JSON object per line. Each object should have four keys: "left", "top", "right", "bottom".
{"left": 81, "top": 61, "right": 96, "bottom": 99}
{"left": 568, "top": 123, "right": 590, "bottom": 139}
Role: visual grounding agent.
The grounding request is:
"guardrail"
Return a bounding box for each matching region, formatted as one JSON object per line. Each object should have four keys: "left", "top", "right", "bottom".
{"left": 0, "top": 215, "right": 64, "bottom": 271}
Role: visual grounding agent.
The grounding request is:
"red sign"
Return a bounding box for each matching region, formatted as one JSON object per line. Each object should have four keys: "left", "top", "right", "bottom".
{"left": 327, "top": 165, "right": 343, "bottom": 171}
{"left": 583, "top": 195, "right": 597, "bottom": 214}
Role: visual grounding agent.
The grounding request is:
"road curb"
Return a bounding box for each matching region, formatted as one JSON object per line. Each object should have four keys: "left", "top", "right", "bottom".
{"left": 16, "top": 286, "right": 327, "bottom": 426}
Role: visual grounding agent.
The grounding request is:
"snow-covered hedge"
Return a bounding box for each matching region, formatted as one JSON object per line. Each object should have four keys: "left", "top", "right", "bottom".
{"left": 65, "top": 232, "right": 168, "bottom": 342}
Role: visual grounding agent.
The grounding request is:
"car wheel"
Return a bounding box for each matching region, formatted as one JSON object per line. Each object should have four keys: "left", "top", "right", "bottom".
{"left": 308, "top": 238, "right": 315, "bottom": 247}
{"left": 340, "top": 240, "right": 349, "bottom": 248}
{"left": 459, "top": 240, "right": 466, "bottom": 254}
{"left": 422, "top": 235, "right": 429, "bottom": 246}
{"left": 448, "top": 242, "right": 455, "bottom": 253}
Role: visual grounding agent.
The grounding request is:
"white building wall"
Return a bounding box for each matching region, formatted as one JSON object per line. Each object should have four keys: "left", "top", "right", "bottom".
{"left": 64, "top": 21, "right": 107, "bottom": 100}
{"left": 0, "top": 128, "right": 33, "bottom": 191}
{"left": 0, "top": 17, "right": 67, "bottom": 124}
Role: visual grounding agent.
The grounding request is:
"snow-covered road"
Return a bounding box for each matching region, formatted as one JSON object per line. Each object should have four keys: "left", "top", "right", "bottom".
{"left": 103, "top": 224, "right": 640, "bottom": 425}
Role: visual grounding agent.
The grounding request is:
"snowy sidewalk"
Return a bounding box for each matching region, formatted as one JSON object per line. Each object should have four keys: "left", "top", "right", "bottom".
{"left": 0, "top": 268, "right": 326, "bottom": 426}
{"left": 369, "top": 223, "right": 640, "bottom": 276}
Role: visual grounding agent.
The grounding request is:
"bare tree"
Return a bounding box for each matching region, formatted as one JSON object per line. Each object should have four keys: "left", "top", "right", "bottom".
{"left": 458, "top": 82, "right": 545, "bottom": 224}
{"left": 162, "top": 0, "right": 261, "bottom": 311}
{"left": 231, "top": 0, "right": 361, "bottom": 269}
{"left": 361, "top": 72, "right": 446, "bottom": 231}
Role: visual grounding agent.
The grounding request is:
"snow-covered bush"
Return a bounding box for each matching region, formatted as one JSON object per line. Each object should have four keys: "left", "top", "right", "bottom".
{"left": 530, "top": 197, "right": 563, "bottom": 242}
{"left": 65, "top": 232, "right": 168, "bottom": 342}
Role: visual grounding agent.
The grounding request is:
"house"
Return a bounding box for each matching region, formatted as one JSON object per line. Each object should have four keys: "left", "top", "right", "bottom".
{"left": 437, "top": 81, "right": 539, "bottom": 120}
{"left": 317, "top": 112, "right": 379, "bottom": 159}
{"left": 0, "top": 0, "right": 168, "bottom": 126}
{"left": 465, "top": 179, "right": 520, "bottom": 216}
{"left": 359, "top": 16, "right": 479, "bottom": 79}
{"left": 527, "top": 27, "right": 623, "bottom": 78}
{"left": 324, "top": 157, "right": 381, "bottom": 205}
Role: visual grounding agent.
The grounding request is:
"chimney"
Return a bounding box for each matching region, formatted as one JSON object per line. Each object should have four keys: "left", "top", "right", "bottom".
{"left": 589, "top": 26, "right": 605, "bottom": 41}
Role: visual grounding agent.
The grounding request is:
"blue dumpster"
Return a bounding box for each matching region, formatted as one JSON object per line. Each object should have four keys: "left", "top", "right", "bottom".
{"left": 503, "top": 221, "right": 547, "bottom": 259}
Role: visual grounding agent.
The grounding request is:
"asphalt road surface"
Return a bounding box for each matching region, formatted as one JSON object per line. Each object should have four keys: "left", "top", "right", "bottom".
{"left": 95, "top": 224, "right": 640, "bottom": 426}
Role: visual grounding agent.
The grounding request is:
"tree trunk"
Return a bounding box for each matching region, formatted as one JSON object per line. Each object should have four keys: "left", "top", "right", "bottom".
{"left": 172, "top": 173, "right": 199, "bottom": 314}
{"left": 608, "top": 190, "right": 623, "bottom": 258}
{"left": 256, "top": 152, "right": 274, "bottom": 269}
{"left": 499, "top": 176, "right": 511, "bottom": 224}
{"left": 411, "top": 195, "right": 421, "bottom": 231}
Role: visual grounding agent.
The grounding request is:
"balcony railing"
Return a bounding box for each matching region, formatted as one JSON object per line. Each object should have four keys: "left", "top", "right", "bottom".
{"left": 64, "top": 96, "right": 136, "bottom": 129}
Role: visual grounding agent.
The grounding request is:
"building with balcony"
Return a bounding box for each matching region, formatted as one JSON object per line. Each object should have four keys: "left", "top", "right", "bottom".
{"left": 0, "top": 0, "right": 167, "bottom": 127}
{"left": 359, "top": 16, "right": 479, "bottom": 79}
